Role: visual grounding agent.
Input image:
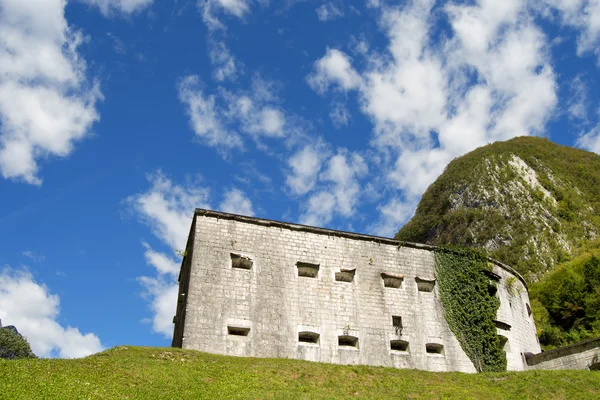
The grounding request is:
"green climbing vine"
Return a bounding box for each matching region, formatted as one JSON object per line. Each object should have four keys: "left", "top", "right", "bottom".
{"left": 434, "top": 247, "right": 507, "bottom": 372}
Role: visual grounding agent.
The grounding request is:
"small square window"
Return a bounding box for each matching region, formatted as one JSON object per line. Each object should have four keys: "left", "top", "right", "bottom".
{"left": 392, "top": 316, "right": 403, "bottom": 335}
{"left": 426, "top": 343, "right": 444, "bottom": 354}
{"left": 338, "top": 335, "right": 359, "bottom": 348}
{"left": 335, "top": 269, "right": 356, "bottom": 282}
{"left": 390, "top": 340, "right": 409, "bottom": 352}
{"left": 298, "top": 331, "right": 320, "bottom": 344}
{"left": 228, "top": 326, "right": 250, "bottom": 336}
{"left": 231, "top": 253, "right": 253, "bottom": 270}
{"left": 297, "top": 262, "right": 319, "bottom": 278}
{"left": 381, "top": 273, "right": 403, "bottom": 288}
{"left": 415, "top": 277, "right": 435, "bottom": 292}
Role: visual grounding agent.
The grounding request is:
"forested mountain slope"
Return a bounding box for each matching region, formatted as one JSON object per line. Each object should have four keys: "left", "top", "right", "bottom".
{"left": 396, "top": 137, "right": 600, "bottom": 347}
{"left": 396, "top": 136, "right": 600, "bottom": 281}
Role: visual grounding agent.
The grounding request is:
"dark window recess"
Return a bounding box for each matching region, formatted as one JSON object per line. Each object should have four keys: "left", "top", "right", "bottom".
{"left": 392, "top": 316, "right": 403, "bottom": 335}
{"left": 227, "top": 326, "right": 250, "bottom": 336}
{"left": 426, "top": 343, "right": 444, "bottom": 354}
{"left": 381, "top": 273, "right": 403, "bottom": 288}
{"left": 498, "top": 335, "right": 509, "bottom": 352}
{"left": 231, "top": 254, "right": 253, "bottom": 270}
{"left": 298, "top": 331, "right": 320, "bottom": 344}
{"left": 297, "top": 262, "right": 319, "bottom": 278}
{"left": 526, "top": 303, "right": 532, "bottom": 316}
{"left": 488, "top": 281, "right": 498, "bottom": 296}
{"left": 338, "top": 335, "right": 359, "bottom": 348}
{"left": 390, "top": 340, "right": 409, "bottom": 352}
{"left": 482, "top": 270, "right": 501, "bottom": 281}
{"left": 335, "top": 269, "right": 356, "bottom": 282}
{"left": 415, "top": 277, "right": 436, "bottom": 292}
{"left": 494, "top": 320, "right": 512, "bottom": 331}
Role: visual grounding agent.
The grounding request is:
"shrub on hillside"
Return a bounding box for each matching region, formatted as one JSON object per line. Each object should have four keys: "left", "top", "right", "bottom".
{"left": 0, "top": 326, "right": 37, "bottom": 360}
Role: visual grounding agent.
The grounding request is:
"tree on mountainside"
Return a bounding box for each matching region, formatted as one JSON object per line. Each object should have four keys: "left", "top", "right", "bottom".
{"left": 532, "top": 255, "right": 600, "bottom": 348}
{"left": 0, "top": 324, "right": 37, "bottom": 360}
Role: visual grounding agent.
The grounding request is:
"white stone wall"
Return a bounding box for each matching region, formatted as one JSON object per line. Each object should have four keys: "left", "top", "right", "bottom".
{"left": 177, "top": 212, "right": 540, "bottom": 372}
{"left": 492, "top": 265, "right": 541, "bottom": 370}
{"left": 527, "top": 338, "right": 600, "bottom": 370}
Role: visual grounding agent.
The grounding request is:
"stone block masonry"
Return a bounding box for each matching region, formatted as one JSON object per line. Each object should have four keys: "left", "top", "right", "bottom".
{"left": 526, "top": 338, "right": 600, "bottom": 370}
{"left": 172, "top": 209, "right": 541, "bottom": 372}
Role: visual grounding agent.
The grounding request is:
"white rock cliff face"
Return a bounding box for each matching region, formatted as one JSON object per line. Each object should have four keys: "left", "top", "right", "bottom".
{"left": 444, "top": 153, "right": 598, "bottom": 279}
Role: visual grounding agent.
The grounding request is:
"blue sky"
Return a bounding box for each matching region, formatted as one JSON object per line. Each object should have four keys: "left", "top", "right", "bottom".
{"left": 1, "top": 0, "right": 600, "bottom": 358}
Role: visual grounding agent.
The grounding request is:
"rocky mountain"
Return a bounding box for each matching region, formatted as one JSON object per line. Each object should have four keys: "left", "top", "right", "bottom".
{"left": 396, "top": 136, "right": 600, "bottom": 282}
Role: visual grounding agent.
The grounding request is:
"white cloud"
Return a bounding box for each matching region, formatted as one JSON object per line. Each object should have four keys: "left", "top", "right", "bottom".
{"left": 178, "top": 75, "right": 292, "bottom": 153}
{"left": 329, "top": 101, "right": 350, "bottom": 128}
{"left": 125, "top": 171, "right": 211, "bottom": 250}
{"left": 285, "top": 144, "right": 327, "bottom": 195}
{"left": 127, "top": 173, "right": 212, "bottom": 338}
{"left": 307, "top": 48, "right": 362, "bottom": 94}
{"left": 138, "top": 275, "right": 178, "bottom": 338}
{"left": 308, "top": 0, "right": 557, "bottom": 226}
{"left": 578, "top": 122, "right": 600, "bottom": 153}
{"left": 537, "top": 0, "right": 600, "bottom": 57}
{"left": 138, "top": 244, "right": 179, "bottom": 337}
{"left": 219, "top": 188, "right": 255, "bottom": 216}
{"left": 213, "top": 0, "right": 251, "bottom": 17}
{"left": 22, "top": 251, "right": 45, "bottom": 263}
{"left": 349, "top": 35, "right": 369, "bottom": 55}
{"left": 227, "top": 93, "right": 287, "bottom": 138}
{"left": 210, "top": 40, "right": 242, "bottom": 82}
{"left": 368, "top": 198, "right": 418, "bottom": 237}
{"left": 200, "top": 0, "right": 252, "bottom": 31}
{"left": 0, "top": 0, "right": 101, "bottom": 185}
{"left": 568, "top": 75, "right": 588, "bottom": 121}
{"left": 142, "top": 242, "right": 179, "bottom": 276}
{"left": 300, "top": 150, "right": 368, "bottom": 226}
{"left": 0, "top": 268, "right": 103, "bottom": 358}
{"left": 316, "top": 2, "right": 344, "bottom": 21}
{"left": 80, "top": 0, "right": 153, "bottom": 15}
{"left": 178, "top": 75, "right": 244, "bottom": 151}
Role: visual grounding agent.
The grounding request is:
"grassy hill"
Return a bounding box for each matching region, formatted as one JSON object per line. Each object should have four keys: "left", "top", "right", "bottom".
{"left": 1, "top": 346, "right": 599, "bottom": 399}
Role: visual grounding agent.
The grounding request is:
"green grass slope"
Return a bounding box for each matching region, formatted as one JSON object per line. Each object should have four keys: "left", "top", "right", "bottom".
{"left": 396, "top": 136, "right": 600, "bottom": 281}
{"left": 1, "top": 346, "right": 599, "bottom": 399}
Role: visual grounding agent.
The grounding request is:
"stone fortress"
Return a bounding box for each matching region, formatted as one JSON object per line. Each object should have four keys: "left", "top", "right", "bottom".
{"left": 172, "top": 209, "right": 599, "bottom": 372}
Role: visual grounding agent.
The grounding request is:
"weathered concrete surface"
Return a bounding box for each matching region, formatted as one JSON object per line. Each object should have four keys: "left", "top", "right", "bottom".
{"left": 526, "top": 337, "right": 600, "bottom": 370}
{"left": 172, "top": 209, "right": 540, "bottom": 372}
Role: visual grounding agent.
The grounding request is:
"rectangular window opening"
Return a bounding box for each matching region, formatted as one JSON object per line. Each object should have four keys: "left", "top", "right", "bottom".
{"left": 392, "top": 316, "right": 403, "bottom": 335}
{"left": 494, "top": 320, "right": 512, "bottom": 331}
{"left": 415, "top": 277, "right": 436, "bottom": 292}
{"left": 338, "top": 335, "right": 359, "bottom": 348}
{"left": 390, "top": 340, "right": 409, "bottom": 352}
{"left": 426, "top": 343, "right": 444, "bottom": 355}
{"left": 298, "top": 331, "right": 320, "bottom": 344}
{"left": 335, "top": 269, "right": 356, "bottom": 283}
{"left": 381, "top": 273, "right": 403, "bottom": 288}
{"left": 482, "top": 270, "right": 501, "bottom": 281}
{"left": 231, "top": 253, "right": 253, "bottom": 270}
{"left": 297, "top": 262, "right": 319, "bottom": 278}
{"left": 227, "top": 326, "right": 250, "bottom": 336}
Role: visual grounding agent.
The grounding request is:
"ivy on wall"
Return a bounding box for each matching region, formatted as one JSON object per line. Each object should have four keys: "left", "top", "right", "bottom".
{"left": 434, "top": 248, "right": 507, "bottom": 372}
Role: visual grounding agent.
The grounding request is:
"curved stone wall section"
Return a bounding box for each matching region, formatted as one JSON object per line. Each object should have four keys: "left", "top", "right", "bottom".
{"left": 490, "top": 264, "right": 541, "bottom": 370}
{"left": 173, "top": 209, "right": 540, "bottom": 372}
